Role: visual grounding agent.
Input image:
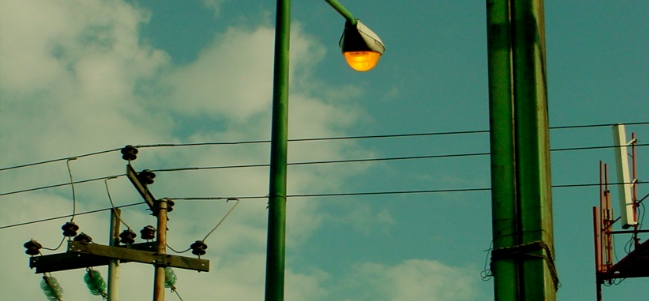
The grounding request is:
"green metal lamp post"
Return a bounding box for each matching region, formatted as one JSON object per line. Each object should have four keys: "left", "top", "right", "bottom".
{"left": 486, "top": 0, "right": 556, "bottom": 300}
{"left": 265, "top": 1, "right": 384, "bottom": 301}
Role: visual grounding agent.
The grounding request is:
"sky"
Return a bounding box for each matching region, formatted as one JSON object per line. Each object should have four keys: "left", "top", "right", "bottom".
{"left": 0, "top": 0, "right": 647, "bottom": 300}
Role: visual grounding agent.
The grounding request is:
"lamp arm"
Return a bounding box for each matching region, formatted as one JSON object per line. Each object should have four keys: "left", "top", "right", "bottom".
{"left": 324, "top": 0, "right": 357, "bottom": 25}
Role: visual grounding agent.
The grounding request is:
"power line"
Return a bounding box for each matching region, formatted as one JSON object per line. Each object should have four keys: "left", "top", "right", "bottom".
{"left": 0, "top": 148, "right": 121, "bottom": 172}
{"left": 171, "top": 181, "right": 647, "bottom": 201}
{"left": 154, "top": 143, "right": 649, "bottom": 173}
{"left": 1, "top": 143, "right": 648, "bottom": 198}
{"left": 2, "top": 181, "right": 647, "bottom": 231}
{"left": 171, "top": 187, "right": 493, "bottom": 201}
{"left": 0, "top": 174, "right": 124, "bottom": 197}
{"left": 552, "top": 143, "right": 649, "bottom": 152}
{"left": 2, "top": 121, "right": 647, "bottom": 172}
{"left": 0, "top": 202, "right": 144, "bottom": 230}
{"left": 549, "top": 121, "right": 649, "bottom": 130}
{"left": 152, "top": 151, "right": 493, "bottom": 173}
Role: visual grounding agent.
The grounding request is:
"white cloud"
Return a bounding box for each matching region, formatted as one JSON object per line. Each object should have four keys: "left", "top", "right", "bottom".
{"left": 163, "top": 26, "right": 275, "bottom": 123}
{"left": 202, "top": 0, "right": 226, "bottom": 17}
{"left": 0, "top": 0, "right": 171, "bottom": 165}
{"left": 0, "top": 1, "right": 485, "bottom": 300}
{"left": 341, "top": 259, "right": 480, "bottom": 301}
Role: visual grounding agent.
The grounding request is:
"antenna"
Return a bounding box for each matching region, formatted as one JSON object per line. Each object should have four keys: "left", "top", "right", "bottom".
{"left": 612, "top": 124, "right": 636, "bottom": 229}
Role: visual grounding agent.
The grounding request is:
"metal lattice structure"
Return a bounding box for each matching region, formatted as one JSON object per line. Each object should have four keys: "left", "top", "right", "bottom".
{"left": 593, "top": 130, "right": 648, "bottom": 300}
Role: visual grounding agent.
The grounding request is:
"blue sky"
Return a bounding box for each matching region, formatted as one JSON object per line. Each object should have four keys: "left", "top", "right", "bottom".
{"left": 0, "top": 1, "right": 647, "bottom": 300}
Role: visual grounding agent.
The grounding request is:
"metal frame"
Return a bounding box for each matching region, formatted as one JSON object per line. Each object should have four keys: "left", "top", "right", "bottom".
{"left": 593, "top": 132, "right": 648, "bottom": 300}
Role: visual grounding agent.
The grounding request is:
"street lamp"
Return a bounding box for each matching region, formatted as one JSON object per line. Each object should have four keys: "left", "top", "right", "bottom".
{"left": 265, "top": 1, "right": 384, "bottom": 301}
{"left": 339, "top": 20, "right": 385, "bottom": 72}
{"left": 326, "top": 0, "right": 385, "bottom": 72}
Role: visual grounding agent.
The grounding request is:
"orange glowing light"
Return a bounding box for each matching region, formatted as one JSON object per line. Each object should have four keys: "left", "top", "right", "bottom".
{"left": 343, "top": 51, "right": 381, "bottom": 72}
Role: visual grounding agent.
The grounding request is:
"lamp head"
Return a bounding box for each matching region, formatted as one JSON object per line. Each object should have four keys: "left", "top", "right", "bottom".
{"left": 339, "top": 20, "right": 385, "bottom": 72}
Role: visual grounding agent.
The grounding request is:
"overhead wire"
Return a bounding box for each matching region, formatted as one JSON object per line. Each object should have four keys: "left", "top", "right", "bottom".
{"left": 165, "top": 244, "right": 191, "bottom": 254}
{"left": 67, "top": 158, "right": 78, "bottom": 222}
{"left": 1, "top": 142, "right": 647, "bottom": 198}
{"left": 39, "top": 236, "right": 66, "bottom": 252}
{"left": 171, "top": 181, "right": 647, "bottom": 201}
{"left": 1, "top": 181, "right": 647, "bottom": 231}
{"left": 0, "top": 174, "right": 124, "bottom": 197}
{"left": 1, "top": 121, "right": 647, "bottom": 172}
{"left": 0, "top": 121, "right": 646, "bottom": 229}
{"left": 152, "top": 151, "right": 492, "bottom": 173}
{"left": 200, "top": 198, "right": 240, "bottom": 241}
{"left": 36, "top": 159, "right": 82, "bottom": 252}
{"left": 0, "top": 202, "right": 144, "bottom": 230}
{"left": 104, "top": 178, "right": 132, "bottom": 230}
{"left": 167, "top": 198, "right": 240, "bottom": 254}
{"left": 0, "top": 147, "right": 122, "bottom": 172}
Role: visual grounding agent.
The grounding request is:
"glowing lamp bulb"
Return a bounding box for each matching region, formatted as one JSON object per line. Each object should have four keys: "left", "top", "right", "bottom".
{"left": 344, "top": 51, "right": 381, "bottom": 72}
{"left": 339, "top": 20, "right": 384, "bottom": 72}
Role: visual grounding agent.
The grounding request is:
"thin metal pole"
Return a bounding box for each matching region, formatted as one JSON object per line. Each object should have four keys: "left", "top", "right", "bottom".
{"left": 265, "top": 1, "right": 290, "bottom": 300}
{"left": 108, "top": 208, "right": 121, "bottom": 301}
{"left": 593, "top": 206, "right": 602, "bottom": 301}
{"left": 486, "top": 0, "right": 518, "bottom": 299}
{"left": 153, "top": 199, "right": 168, "bottom": 301}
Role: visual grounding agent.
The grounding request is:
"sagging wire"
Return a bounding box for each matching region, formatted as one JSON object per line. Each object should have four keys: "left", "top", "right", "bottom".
{"left": 39, "top": 158, "right": 82, "bottom": 252}
{"left": 166, "top": 198, "right": 240, "bottom": 255}
{"left": 104, "top": 178, "right": 132, "bottom": 230}
{"left": 66, "top": 158, "right": 78, "bottom": 222}
{"left": 38, "top": 160, "right": 81, "bottom": 252}
{"left": 201, "top": 198, "right": 240, "bottom": 241}
{"left": 166, "top": 243, "right": 191, "bottom": 254}
{"left": 40, "top": 236, "right": 66, "bottom": 252}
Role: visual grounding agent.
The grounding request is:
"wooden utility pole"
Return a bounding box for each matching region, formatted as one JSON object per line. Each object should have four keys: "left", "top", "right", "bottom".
{"left": 153, "top": 199, "right": 169, "bottom": 301}
{"left": 108, "top": 208, "right": 121, "bottom": 301}
{"left": 28, "top": 164, "right": 209, "bottom": 301}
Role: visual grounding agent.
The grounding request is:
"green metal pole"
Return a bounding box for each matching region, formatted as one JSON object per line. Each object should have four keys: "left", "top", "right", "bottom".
{"left": 486, "top": 0, "right": 519, "bottom": 299}
{"left": 324, "top": 0, "right": 357, "bottom": 25}
{"left": 511, "top": 0, "right": 555, "bottom": 300}
{"left": 487, "top": 0, "right": 555, "bottom": 300}
{"left": 265, "top": 0, "right": 290, "bottom": 300}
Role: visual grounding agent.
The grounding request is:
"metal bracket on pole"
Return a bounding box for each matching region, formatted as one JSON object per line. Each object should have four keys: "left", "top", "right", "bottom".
{"left": 126, "top": 164, "right": 156, "bottom": 210}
